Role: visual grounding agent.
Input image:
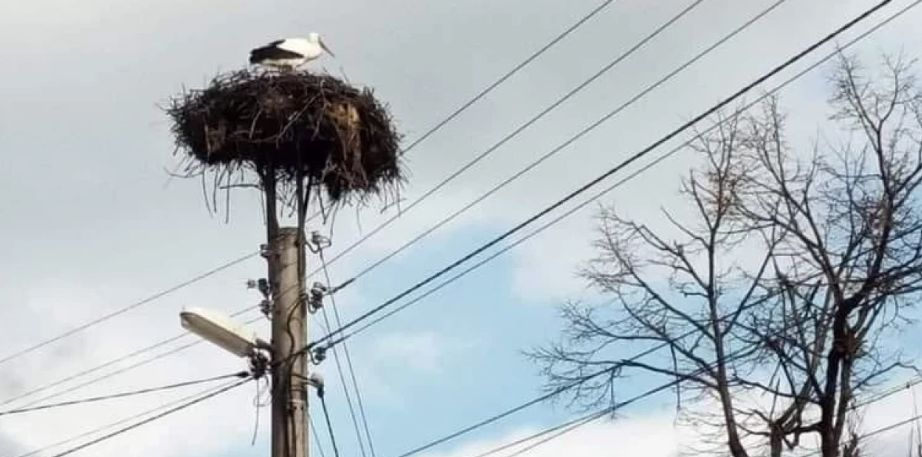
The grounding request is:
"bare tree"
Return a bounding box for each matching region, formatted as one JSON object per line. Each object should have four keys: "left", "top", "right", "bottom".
{"left": 531, "top": 54, "right": 922, "bottom": 457}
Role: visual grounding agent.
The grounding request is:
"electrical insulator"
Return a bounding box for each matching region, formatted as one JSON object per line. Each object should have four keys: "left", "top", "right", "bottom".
{"left": 259, "top": 299, "right": 273, "bottom": 318}
{"left": 307, "top": 282, "right": 328, "bottom": 313}
{"left": 310, "top": 231, "right": 332, "bottom": 249}
{"left": 312, "top": 346, "right": 327, "bottom": 365}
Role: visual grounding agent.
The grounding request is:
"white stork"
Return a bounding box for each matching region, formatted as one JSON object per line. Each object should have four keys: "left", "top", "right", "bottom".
{"left": 249, "top": 32, "right": 335, "bottom": 69}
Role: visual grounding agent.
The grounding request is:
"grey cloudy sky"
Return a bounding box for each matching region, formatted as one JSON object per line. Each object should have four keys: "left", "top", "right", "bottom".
{"left": 3, "top": 0, "right": 922, "bottom": 456}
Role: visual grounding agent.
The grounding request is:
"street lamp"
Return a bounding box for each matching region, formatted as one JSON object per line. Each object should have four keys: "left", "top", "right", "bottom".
{"left": 180, "top": 307, "right": 269, "bottom": 358}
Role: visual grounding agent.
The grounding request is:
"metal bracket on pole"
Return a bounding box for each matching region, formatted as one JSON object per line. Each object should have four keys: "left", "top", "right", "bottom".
{"left": 259, "top": 243, "right": 272, "bottom": 258}
{"left": 247, "top": 278, "right": 274, "bottom": 317}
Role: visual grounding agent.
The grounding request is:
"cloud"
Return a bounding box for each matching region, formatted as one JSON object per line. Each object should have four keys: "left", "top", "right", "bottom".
{"left": 370, "top": 332, "right": 454, "bottom": 373}
{"left": 508, "top": 216, "right": 595, "bottom": 304}
{"left": 0, "top": 431, "right": 25, "bottom": 457}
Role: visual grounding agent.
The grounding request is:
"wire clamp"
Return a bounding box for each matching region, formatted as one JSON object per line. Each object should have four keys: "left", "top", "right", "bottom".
{"left": 310, "top": 345, "right": 327, "bottom": 365}
{"left": 307, "top": 282, "right": 328, "bottom": 313}
{"left": 259, "top": 298, "right": 273, "bottom": 318}
{"left": 305, "top": 372, "right": 325, "bottom": 398}
{"left": 309, "top": 231, "right": 332, "bottom": 251}
{"left": 248, "top": 352, "right": 270, "bottom": 380}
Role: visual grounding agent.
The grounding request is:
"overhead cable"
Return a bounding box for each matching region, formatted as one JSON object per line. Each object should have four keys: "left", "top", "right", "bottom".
{"left": 308, "top": 0, "right": 897, "bottom": 352}
{"left": 0, "top": 251, "right": 258, "bottom": 368}
{"left": 0, "top": 371, "right": 247, "bottom": 417}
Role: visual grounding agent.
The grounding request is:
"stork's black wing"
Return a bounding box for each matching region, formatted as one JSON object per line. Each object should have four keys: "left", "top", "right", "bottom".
{"left": 249, "top": 40, "right": 303, "bottom": 64}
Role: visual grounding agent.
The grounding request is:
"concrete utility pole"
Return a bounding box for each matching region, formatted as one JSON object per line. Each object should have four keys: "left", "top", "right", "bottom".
{"left": 268, "top": 227, "right": 308, "bottom": 457}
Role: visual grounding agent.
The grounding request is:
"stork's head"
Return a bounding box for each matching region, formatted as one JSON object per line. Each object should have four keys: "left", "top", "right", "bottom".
{"left": 308, "top": 32, "right": 335, "bottom": 57}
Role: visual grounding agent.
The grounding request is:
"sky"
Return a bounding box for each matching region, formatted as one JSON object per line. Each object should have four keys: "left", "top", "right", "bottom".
{"left": 2, "top": 0, "right": 922, "bottom": 456}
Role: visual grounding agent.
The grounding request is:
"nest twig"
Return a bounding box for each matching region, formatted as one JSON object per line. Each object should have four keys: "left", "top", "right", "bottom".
{"left": 166, "top": 69, "right": 403, "bottom": 213}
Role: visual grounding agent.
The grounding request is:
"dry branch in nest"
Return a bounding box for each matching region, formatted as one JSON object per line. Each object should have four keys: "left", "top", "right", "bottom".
{"left": 166, "top": 69, "right": 403, "bottom": 212}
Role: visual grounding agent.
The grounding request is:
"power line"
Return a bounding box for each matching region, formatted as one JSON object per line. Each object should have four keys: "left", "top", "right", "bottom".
{"left": 3, "top": 310, "right": 261, "bottom": 411}
{"left": 29, "top": 3, "right": 913, "bottom": 445}
{"left": 0, "top": 305, "right": 256, "bottom": 407}
{"left": 0, "top": 0, "right": 606, "bottom": 395}
{"left": 372, "top": 0, "right": 921, "bottom": 350}
{"left": 8, "top": 3, "right": 916, "bottom": 455}
{"left": 394, "top": 383, "right": 581, "bottom": 457}
{"left": 465, "top": 385, "right": 903, "bottom": 457}
{"left": 467, "top": 409, "right": 607, "bottom": 457}
{"left": 328, "top": 0, "right": 921, "bottom": 350}
{"left": 798, "top": 404, "right": 922, "bottom": 456}
{"left": 305, "top": 0, "right": 709, "bottom": 283}
{"left": 394, "top": 321, "right": 763, "bottom": 457}
{"left": 396, "top": 275, "right": 922, "bottom": 457}
{"left": 402, "top": 286, "right": 809, "bottom": 457}
{"left": 44, "top": 378, "right": 252, "bottom": 457}
{"left": 0, "top": 371, "right": 247, "bottom": 417}
{"left": 856, "top": 375, "right": 922, "bottom": 409}
{"left": 318, "top": 247, "right": 378, "bottom": 457}
{"left": 0, "top": 0, "right": 611, "bottom": 430}
{"left": 500, "top": 411, "right": 605, "bottom": 457}
{"left": 0, "top": 251, "right": 258, "bottom": 368}
{"left": 315, "top": 263, "right": 370, "bottom": 457}
{"left": 322, "top": 0, "right": 921, "bottom": 353}
{"left": 483, "top": 369, "right": 922, "bottom": 457}
{"left": 311, "top": 416, "right": 330, "bottom": 457}
{"left": 391, "top": 287, "right": 763, "bottom": 457}
{"left": 299, "top": 0, "right": 620, "bottom": 225}
{"left": 393, "top": 379, "right": 603, "bottom": 457}
{"left": 0, "top": 0, "right": 723, "bottom": 418}
{"left": 13, "top": 339, "right": 204, "bottom": 411}
{"left": 14, "top": 378, "right": 251, "bottom": 457}
{"left": 0, "top": 0, "right": 614, "bottom": 415}
{"left": 320, "top": 0, "right": 786, "bottom": 299}
{"left": 315, "top": 0, "right": 791, "bottom": 348}
{"left": 520, "top": 396, "right": 922, "bottom": 457}
{"left": 0, "top": 0, "right": 614, "bottom": 386}
{"left": 347, "top": 9, "right": 922, "bottom": 434}
{"left": 319, "top": 392, "right": 342, "bottom": 457}
{"left": 307, "top": 0, "right": 899, "bottom": 352}
{"left": 855, "top": 413, "right": 922, "bottom": 442}
{"left": 400, "top": 0, "right": 617, "bottom": 155}
{"left": 395, "top": 291, "right": 922, "bottom": 457}
{"left": 0, "top": 332, "right": 187, "bottom": 408}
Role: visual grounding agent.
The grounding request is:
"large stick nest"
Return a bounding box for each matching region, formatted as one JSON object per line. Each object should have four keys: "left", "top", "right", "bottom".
{"left": 167, "top": 69, "right": 403, "bottom": 204}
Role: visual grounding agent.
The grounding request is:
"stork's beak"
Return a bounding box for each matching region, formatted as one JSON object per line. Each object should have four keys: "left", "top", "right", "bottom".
{"left": 319, "top": 38, "right": 335, "bottom": 57}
